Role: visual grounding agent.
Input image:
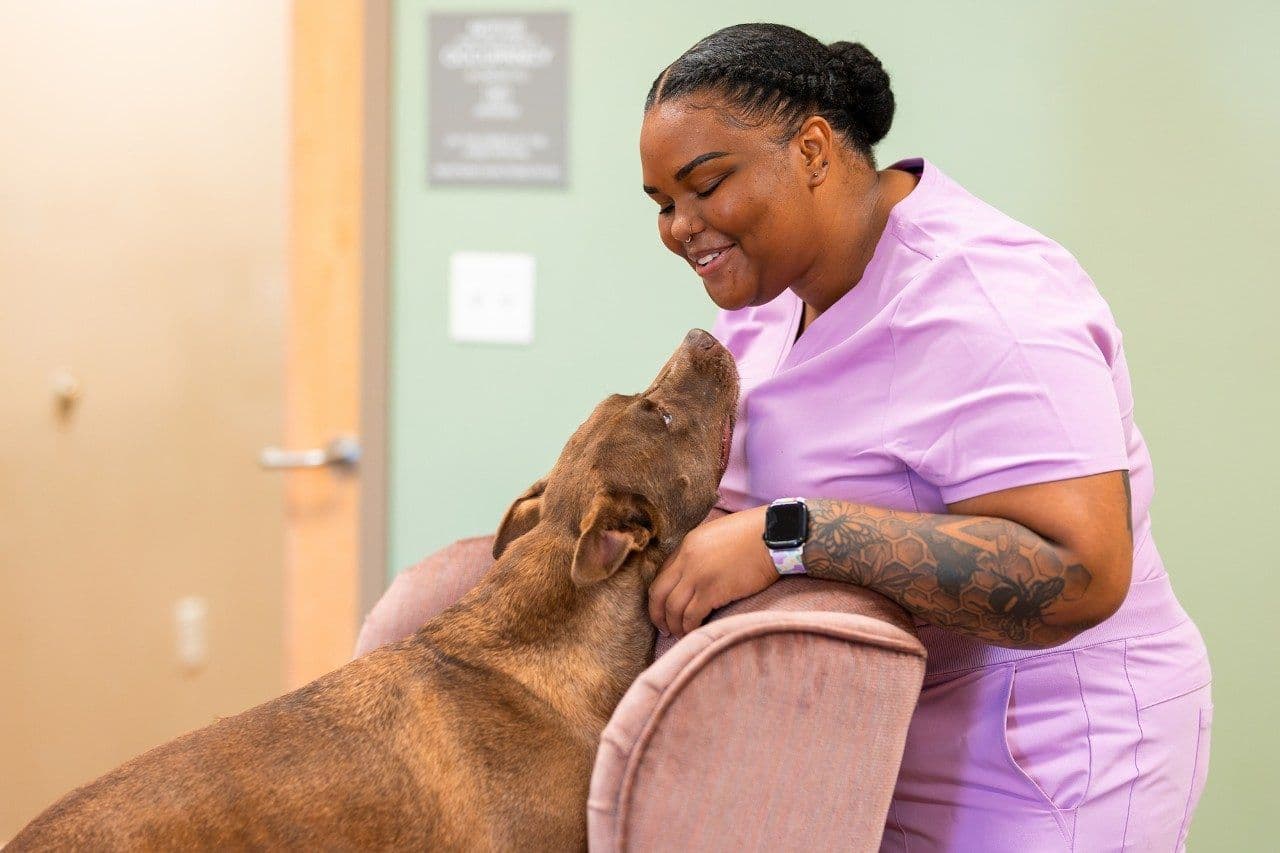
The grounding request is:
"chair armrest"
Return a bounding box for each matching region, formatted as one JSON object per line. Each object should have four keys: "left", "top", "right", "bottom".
{"left": 653, "top": 576, "right": 917, "bottom": 660}
{"left": 589, "top": 580, "right": 925, "bottom": 852}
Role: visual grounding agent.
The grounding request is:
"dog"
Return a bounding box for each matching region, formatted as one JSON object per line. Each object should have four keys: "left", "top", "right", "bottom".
{"left": 9, "top": 328, "right": 740, "bottom": 851}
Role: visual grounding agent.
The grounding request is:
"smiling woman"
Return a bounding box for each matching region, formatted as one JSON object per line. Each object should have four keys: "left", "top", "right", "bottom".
{"left": 639, "top": 35, "right": 918, "bottom": 333}
{"left": 637, "top": 22, "right": 1212, "bottom": 852}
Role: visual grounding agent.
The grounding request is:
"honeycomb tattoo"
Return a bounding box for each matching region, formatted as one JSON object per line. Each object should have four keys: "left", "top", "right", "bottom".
{"left": 804, "top": 501, "right": 1094, "bottom": 648}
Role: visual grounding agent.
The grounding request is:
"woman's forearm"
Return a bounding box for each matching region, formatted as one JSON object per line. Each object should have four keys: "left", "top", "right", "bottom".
{"left": 802, "top": 499, "right": 1097, "bottom": 649}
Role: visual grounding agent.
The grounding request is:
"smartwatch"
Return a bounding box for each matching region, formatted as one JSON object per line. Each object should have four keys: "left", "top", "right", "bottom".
{"left": 763, "top": 497, "right": 809, "bottom": 575}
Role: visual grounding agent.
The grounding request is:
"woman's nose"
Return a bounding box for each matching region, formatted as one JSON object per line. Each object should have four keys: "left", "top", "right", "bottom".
{"left": 671, "top": 211, "right": 702, "bottom": 244}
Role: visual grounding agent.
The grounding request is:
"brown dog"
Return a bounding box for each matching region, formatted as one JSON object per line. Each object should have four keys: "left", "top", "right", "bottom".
{"left": 10, "top": 328, "right": 739, "bottom": 851}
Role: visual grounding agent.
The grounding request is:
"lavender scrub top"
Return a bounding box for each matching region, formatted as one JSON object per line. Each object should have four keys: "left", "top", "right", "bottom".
{"left": 712, "top": 156, "right": 1175, "bottom": 662}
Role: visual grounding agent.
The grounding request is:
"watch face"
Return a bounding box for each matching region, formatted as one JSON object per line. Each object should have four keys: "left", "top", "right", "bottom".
{"left": 765, "top": 501, "right": 808, "bottom": 547}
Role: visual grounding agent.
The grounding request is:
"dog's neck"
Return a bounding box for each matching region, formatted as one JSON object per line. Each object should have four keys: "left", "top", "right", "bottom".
{"left": 422, "top": 527, "right": 661, "bottom": 743}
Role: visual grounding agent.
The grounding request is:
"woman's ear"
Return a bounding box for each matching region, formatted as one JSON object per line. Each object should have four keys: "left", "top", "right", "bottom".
{"left": 795, "top": 115, "right": 834, "bottom": 179}
{"left": 493, "top": 478, "right": 547, "bottom": 559}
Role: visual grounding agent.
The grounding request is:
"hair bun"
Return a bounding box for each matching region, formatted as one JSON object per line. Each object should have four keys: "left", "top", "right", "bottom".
{"left": 826, "top": 41, "right": 895, "bottom": 146}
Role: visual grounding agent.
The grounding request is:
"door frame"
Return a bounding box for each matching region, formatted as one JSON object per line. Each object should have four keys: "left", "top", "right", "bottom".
{"left": 358, "top": 0, "right": 391, "bottom": 634}
{"left": 288, "top": 0, "right": 389, "bottom": 686}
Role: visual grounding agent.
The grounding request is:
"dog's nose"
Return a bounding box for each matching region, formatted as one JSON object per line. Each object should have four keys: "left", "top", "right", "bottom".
{"left": 684, "top": 328, "right": 715, "bottom": 350}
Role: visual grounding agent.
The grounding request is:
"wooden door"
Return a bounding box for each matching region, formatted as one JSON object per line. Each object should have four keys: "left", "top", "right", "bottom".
{"left": 0, "top": 0, "right": 385, "bottom": 837}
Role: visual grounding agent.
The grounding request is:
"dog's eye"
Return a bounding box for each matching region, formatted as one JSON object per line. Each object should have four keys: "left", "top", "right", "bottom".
{"left": 640, "top": 397, "right": 673, "bottom": 427}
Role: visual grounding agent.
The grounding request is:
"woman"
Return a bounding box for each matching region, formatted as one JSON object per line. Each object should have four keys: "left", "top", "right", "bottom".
{"left": 638, "top": 23, "right": 1212, "bottom": 851}
{"left": 357, "top": 22, "right": 1213, "bottom": 851}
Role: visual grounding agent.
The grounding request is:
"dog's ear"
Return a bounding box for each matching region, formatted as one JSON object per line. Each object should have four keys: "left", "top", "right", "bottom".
{"left": 570, "top": 491, "right": 657, "bottom": 587}
{"left": 493, "top": 478, "right": 547, "bottom": 559}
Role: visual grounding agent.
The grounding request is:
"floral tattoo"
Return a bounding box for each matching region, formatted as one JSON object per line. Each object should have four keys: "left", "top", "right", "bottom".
{"left": 803, "top": 500, "right": 1094, "bottom": 648}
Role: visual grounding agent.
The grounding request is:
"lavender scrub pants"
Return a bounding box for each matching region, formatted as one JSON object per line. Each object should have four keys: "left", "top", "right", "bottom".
{"left": 882, "top": 574, "right": 1213, "bottom": 851}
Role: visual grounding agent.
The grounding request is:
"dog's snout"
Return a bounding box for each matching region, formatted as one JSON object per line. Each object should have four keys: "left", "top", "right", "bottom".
{"left": 684, "top": 328, "right": 715, "bottom": 351}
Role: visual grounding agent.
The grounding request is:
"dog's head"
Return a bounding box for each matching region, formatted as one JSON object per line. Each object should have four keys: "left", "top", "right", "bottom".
{"left": 493, "top": 328, "right": 739, "bottom": 587}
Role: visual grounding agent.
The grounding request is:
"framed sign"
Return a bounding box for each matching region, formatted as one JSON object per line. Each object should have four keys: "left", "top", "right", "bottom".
{"left": 428, "top": 12, "right": 569, "bottom": 187}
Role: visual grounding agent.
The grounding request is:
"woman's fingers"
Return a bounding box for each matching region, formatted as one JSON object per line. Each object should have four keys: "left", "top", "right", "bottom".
{"left": 648, "top": 564, "right": 682, "bottom": 633}
{"left": 662, "top": 579, "right": 697, "bottom": 638}
{"left": 680, "top": 593, "right": 712, "bottom": 637}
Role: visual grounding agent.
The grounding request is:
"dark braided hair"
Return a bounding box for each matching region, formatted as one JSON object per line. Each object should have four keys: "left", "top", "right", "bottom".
{"left": 645, "top": 23, "right": 895, "bottom": 165}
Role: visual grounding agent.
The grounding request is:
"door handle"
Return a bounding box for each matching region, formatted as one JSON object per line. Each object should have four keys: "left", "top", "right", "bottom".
{"left": 259, "top": 435, "right": 361, "bottom": 469}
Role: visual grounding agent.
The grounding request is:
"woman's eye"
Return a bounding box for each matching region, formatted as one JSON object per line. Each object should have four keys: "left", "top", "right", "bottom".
{"left": 657, "top": 175, "right": 725, "bottom": 216}
{"left": 696, "top": 176, "right": 725, "bottom": 199}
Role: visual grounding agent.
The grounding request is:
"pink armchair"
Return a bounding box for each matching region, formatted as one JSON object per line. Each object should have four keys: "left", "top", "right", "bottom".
{"left": 355, "top": 536, "right": 926, "bottom": 851}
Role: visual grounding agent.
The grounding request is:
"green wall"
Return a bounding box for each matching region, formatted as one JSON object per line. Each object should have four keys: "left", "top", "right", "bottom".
{"left": 390, "top": 2, "right": 1278, "bottom": 847}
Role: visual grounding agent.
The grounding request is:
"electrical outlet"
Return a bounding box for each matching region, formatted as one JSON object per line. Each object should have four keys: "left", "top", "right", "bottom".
{"left": 174, "top": 596, "right": 208, "bottom": 671}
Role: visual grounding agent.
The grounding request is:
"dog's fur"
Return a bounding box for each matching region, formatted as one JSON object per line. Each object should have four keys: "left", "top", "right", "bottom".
{"left": 9, "top": 329, "right": 739, "bottom": 851}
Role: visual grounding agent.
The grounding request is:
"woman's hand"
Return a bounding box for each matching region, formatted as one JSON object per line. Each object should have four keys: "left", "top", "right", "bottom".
{"left": 648, "top": 504, "right": 778, "bottom": 638}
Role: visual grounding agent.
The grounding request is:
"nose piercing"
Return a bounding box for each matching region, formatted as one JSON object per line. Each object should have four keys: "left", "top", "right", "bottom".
{"left": 684, "top": 235, "right": 692, "bottom": 243}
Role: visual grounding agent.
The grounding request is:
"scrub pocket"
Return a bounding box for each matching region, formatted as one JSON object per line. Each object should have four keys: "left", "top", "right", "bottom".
{"left": 887, "top": 620, "right": 1213, "bottom": 852}
{"left": 1125, "top": 619, "right": 1213, "bottom": 850}
{"left": 1175, "top": 695, "right": 1213, "bottom": 850}
{"left": 1002, "top": 650, "right": 1093, "bottom": 818}
{"left": 886, "top": 655, "right": 1087, "bottom": 851}
{"left": 1066, "top": 619, "right": 1213, "bottom": 851}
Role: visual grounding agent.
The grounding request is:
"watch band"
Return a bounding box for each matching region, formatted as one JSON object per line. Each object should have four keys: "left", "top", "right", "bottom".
{"left": 769, "top": 544, "right": 807, "bottom": 575}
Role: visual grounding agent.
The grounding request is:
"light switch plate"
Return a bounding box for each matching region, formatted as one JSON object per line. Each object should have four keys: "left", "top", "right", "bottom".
{"left": 449, "top": 251, "right": 535, "bottom": 345}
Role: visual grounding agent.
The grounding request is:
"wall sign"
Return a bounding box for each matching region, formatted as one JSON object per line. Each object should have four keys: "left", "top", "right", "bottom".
{"left": 428, "top": 12, "right": 569, "bottom": 187}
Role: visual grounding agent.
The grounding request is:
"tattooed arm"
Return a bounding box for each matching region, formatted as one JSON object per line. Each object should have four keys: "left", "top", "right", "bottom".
{"left": 648, "top": 471, "right": 1132, "bottom": 645}
{"left": 804, "top": 471, "right": 1134, "bottom": 649}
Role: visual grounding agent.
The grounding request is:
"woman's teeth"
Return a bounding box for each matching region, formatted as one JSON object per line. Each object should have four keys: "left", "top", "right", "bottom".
{"left": 697, "top": 252, "right": 722, "bottom": 266}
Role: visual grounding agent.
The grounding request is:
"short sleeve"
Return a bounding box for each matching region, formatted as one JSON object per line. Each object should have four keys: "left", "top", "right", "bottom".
{"left": 884, "top": 244, "right": 1130, "bottom": 505}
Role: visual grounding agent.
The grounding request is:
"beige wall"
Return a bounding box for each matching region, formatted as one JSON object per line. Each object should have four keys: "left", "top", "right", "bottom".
{"left": 0, "top": 0, "right": 288, "bottom": 837}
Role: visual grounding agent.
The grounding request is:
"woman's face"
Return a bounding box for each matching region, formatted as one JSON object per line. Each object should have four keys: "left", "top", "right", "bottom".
{"left": 639, "top": 95, "right": 820, "bottom": 311}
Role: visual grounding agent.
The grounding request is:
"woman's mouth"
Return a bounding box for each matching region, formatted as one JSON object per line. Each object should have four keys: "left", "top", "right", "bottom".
{"left": 692, "top": 244, "right": 735, "bottom": 277}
